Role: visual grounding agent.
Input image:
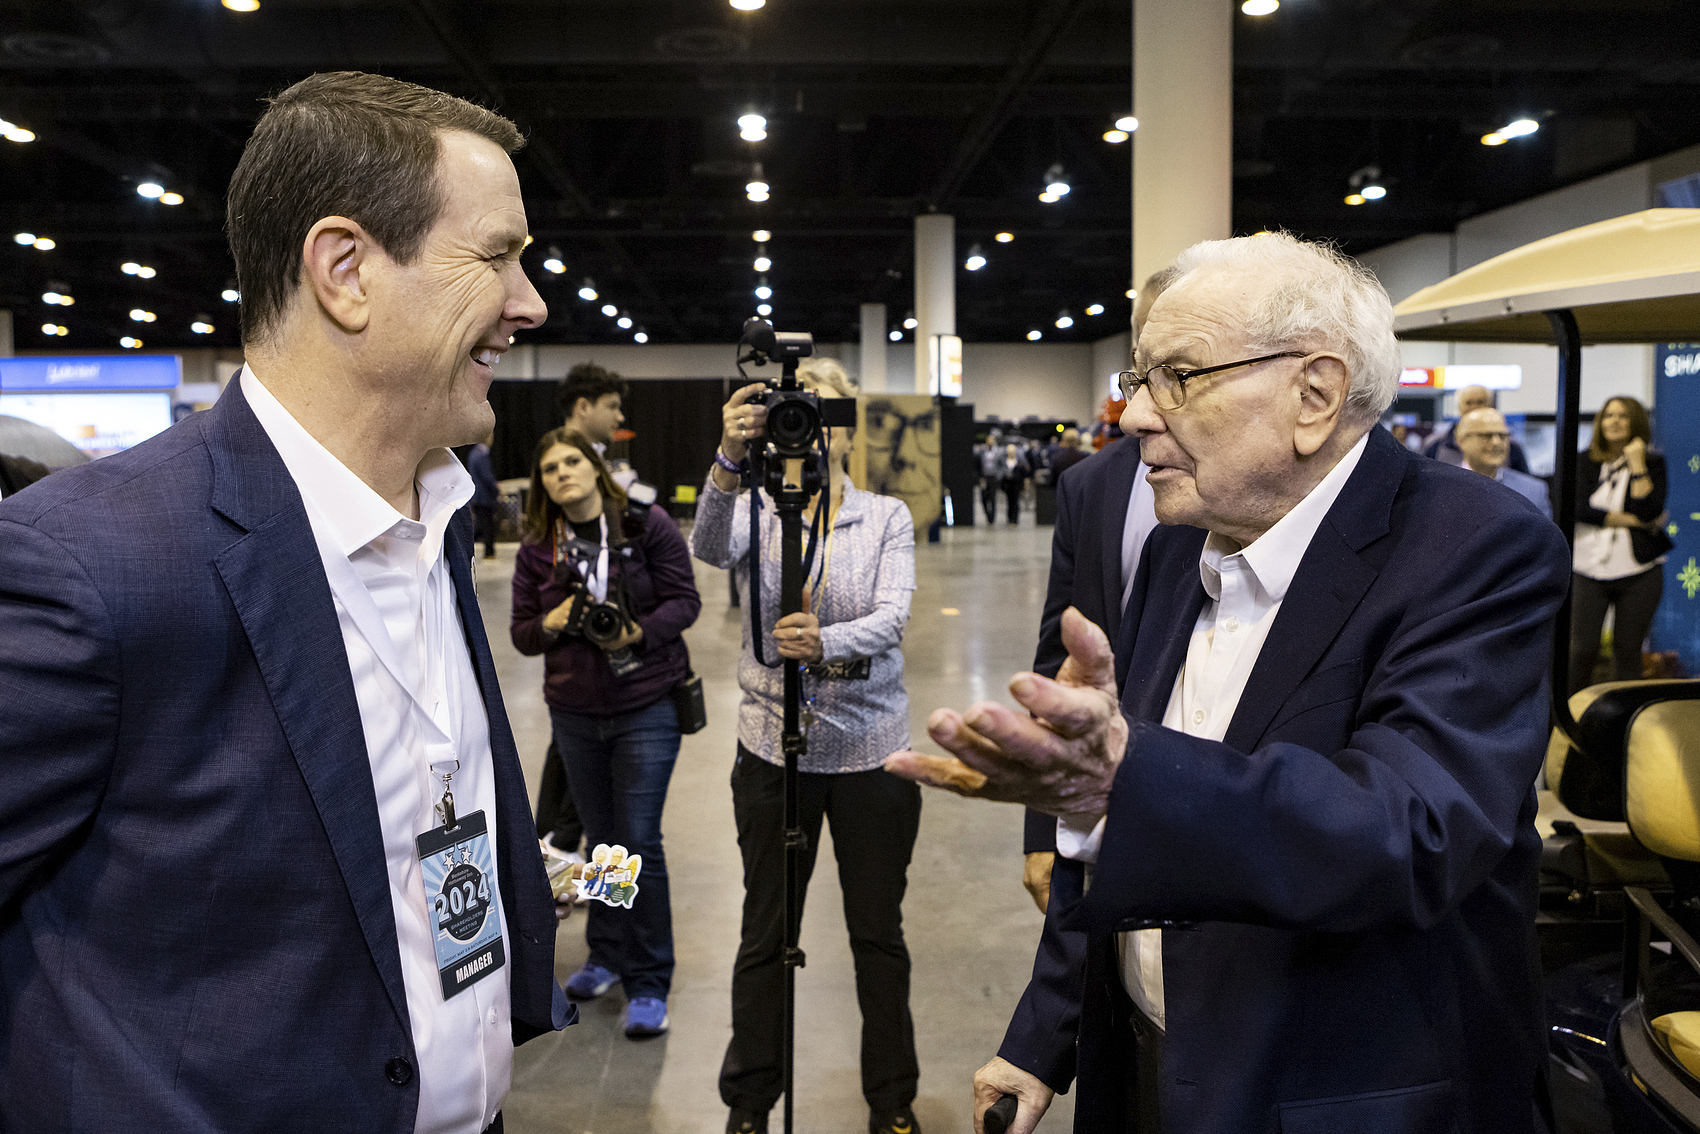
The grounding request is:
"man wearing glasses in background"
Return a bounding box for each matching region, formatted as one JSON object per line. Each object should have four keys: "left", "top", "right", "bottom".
{"left": 1455, "top": 406, "right": 1553, "bottom": 518}
{"left": 889, "top": 232, "right": 1569, "bottom": 1134}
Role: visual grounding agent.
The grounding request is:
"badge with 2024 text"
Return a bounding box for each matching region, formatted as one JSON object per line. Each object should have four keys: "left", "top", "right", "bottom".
{"left": 416, "top": 810, "right": 506, "bottom": 1000}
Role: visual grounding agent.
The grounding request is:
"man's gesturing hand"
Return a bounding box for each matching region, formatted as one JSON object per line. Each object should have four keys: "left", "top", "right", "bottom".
{"left": 884, "top": 607, "right": 1127, "bottom": 822}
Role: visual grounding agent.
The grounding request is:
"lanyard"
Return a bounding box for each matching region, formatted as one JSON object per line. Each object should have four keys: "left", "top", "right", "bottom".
{"left": 554, "top": 513, "right": 610, "bottom": 602}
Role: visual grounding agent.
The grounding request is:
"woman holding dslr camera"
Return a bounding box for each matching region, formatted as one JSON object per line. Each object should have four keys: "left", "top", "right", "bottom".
{"left": 510, "top": 426, "right": 701, "bottom": 1038}
{"left": 690, "top": 359, "right": 924, "bottom": 1134}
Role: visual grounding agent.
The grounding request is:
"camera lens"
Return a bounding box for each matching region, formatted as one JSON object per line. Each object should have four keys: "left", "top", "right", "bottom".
{"left": 768, "top": 398, "right": 818, "bottom": 454}
{"left": 585, "top": 604, "right": 623, "bottom": 643}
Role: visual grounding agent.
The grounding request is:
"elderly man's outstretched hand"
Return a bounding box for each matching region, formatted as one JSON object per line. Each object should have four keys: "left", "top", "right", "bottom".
{"left": 885, "top": 607, "right": 1127, "bottom": 821}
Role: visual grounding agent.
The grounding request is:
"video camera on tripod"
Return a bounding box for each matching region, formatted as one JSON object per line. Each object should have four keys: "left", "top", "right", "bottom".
{"left": 737, "top": 317, "right": 857, "bottom": 483}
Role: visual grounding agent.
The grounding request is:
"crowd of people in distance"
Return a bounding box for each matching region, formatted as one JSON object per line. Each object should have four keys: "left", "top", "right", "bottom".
{"left": 972, "top": 427, "right": 1092, "bottom": 524}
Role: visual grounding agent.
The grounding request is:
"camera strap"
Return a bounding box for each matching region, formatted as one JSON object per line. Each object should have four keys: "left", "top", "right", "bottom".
{"left": 554, "top": 514, "right": 610, "bottom": 602}
{"left": 748, "top": 485, "right": 826, "bottom": 669}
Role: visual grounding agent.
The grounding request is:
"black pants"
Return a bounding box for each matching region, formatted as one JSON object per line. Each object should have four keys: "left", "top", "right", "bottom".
{"left": 720, "top": 746, "right": 922, "bottom": 1113}
{"left": 534, "top": 738, "right": 585, "bottom": 854}
{"left": 1569, "top": 567, "right": 1664, "bottom": 695}
{"left": 1002, "top": 481, "right": 1023, "bottom": 523}
{"left": 471, "top": 504, "right": 497, "bottom": 557}
{"left": 980, "top": 480, "right": 999, "bottom": 523}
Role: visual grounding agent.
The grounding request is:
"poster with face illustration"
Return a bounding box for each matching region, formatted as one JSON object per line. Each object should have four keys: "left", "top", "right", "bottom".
{"left": 856, "top": 395, "right": 941, "bottom": 533}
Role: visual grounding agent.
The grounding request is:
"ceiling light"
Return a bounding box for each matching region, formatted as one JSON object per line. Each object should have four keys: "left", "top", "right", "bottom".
{"left": 746, "top": 179, "right": 770, "bottom": 202}
{"left": 1501, "top": 118, "right": 1540, "bottom": 138}
{"left": 601, "top": 303, "right": 618, "bottom": 316}
{"left": 222, "top": 288, "right": 240, "bottom": 302}
{"left": 1027, "top": 329, "right": 1043, "bottom": 341}
{"left": 753, "top": 229, "right": 771, "bottom": 242}
{"left": 120, "top": 336, "right": 142, "bottom": 349}
{"left": 617, "top": 314, "right": 633, "bottom": 329}
{"left": 1102, "top": 130, "right": 1129, "bottom": 144}
{"left": 964, "top": 243, "right": 987, "bottom": 271}
{"left": 633, "top": 331, "right": 649, "bottom": 343}
{"left": 1360, "top": 184, "right": 1387, "bottom": 200}
{"left": 995, "top": 232, "right": 1014, "bottom": 243}
{"left": 1043, "top": 163, "right": 1071, "bottom": 198}
{"left": 730, "top": 0, "right": 764, "bottom": 9}
{"left": 130, "top": 309, "right": 157, "bottom": 323}
{"left": 739, "top": 113, "right": 768, "bottom": 142}
{"left": 0, "top": 120, "right": 35, "bottom": 144}
{"left": 1241, "top": 0, "right": 1279, "bottom": 14}
{"left": 1125, "top": 288, "right": 1135, "bottom": 298}
{"left": 543, "top": 256, "right": 565, "bottom": 274}
{"left": 753, "top": 255, "right": 772, "bottom": 272}
{"left": 191, "top": 320, "right": 215, "bottom": 334}
{"left": 136, "top": 182, "right": 165, "bottom": 199}
{"left": 1085, "top": 303, "right": 1105, "bottom": 316}
{"left": 159, "top": 192, "right": 184, "bottom": 206}
{"left": 888, "top": 329, "right": 902, "bottom": 342}
{"left": 14, "top": 232, "right": 36, "bottom": 245}
{"left": 903, "top": 314, "right": 917, "bottom": 329}
{"left": 1344, "top": 193, "right": 1366, "bottom": 206}
{"left": 41, "top": 324, "right": 67, "bottom": 336}
{"left": 1055, "top": 310, "right": 1074, "bottom": 329}
{"left": 1480, "top": 132, "right": 1508, "bottom": 146}
{"left": 1115, "top": 116, "right": 1138, "bottom": 132}
{"left": 32, "top": 237, "right": 54, "bottom": 251}
{"left": 756, "top": 304, "right": 772, "bottom": 316}
{"left": 42, "top": 291, "right": 71, "bottom": 305}
{"left": 222, "top": 0, "right": 261, "bottom": 9}
{"left": 578, "top": 279, "right": 597, "bottom": 301}
{"left": 755, "top": 284, "right": 772, "bottom": 300}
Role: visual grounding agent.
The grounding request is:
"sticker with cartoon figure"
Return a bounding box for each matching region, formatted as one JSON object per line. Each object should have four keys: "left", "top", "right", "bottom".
{"left": 575, "top": 843, "right": 642, "bottom": 909}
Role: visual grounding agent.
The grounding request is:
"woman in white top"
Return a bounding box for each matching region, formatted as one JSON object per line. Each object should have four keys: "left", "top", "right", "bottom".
{"left": 1568, "top": 396, "right": 1670, "bottom": 695}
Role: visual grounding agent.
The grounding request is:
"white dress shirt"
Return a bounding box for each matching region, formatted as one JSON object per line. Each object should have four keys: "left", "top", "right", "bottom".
{"left": 1119, "top": 459, "right": 1159, "bottom": 610}
{"left": 1058, "top": 431, "right": 1370, "bottom": 1030}
{"left": 243, "top": 367, "right": 511, "bottom": 1134}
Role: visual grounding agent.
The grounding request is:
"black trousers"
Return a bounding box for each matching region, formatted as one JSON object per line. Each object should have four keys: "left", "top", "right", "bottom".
{"left": 1569, "top": 567, "right": 1664, "bottom": 695}
{"left": 471, "top": 503, "right": 497, "bottom": 557}
{"left": 534, "top": 738, "right": 585, "bottom": 854}
{"left": 980, "top": 480, "right": 999, "bottom": 523}
{"left": 720, "top": 745, "right": 922, "bottom": 1113}
{"left": 1002, "top": 481, "right": 1023, "bottom": 523}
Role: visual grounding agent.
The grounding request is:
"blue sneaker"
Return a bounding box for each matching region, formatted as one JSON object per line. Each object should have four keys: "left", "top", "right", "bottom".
{"left": 623, "top": 996, "right": 669, "bottom": 1038}
{"left": 564, "top": 962, "right": 618, "bottom": 1000}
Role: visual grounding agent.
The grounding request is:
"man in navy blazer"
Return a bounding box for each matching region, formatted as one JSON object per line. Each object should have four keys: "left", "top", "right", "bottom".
{"left": 890, "top": 233, "right": 1568, "bottom": 1133}
{"left": 0, "top": 73, "right": 568, "bottom": 1131}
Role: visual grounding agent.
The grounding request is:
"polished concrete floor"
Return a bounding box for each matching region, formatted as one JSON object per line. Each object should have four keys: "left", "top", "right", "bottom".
{"left": 475, "top": 510, "right": 1078, "bottom": 1134}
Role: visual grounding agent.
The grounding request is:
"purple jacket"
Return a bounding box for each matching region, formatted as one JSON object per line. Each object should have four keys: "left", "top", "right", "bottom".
{"left": 510, "top": 504, "right": 701, "bottom": 716}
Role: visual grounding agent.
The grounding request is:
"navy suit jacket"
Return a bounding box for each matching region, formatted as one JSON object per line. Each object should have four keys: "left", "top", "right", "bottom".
{"left": 0, "top": 380, "right": 569, "bottom": 1131}
{"left": 999, "top": 425, "right": 1569, "bottom": 1134}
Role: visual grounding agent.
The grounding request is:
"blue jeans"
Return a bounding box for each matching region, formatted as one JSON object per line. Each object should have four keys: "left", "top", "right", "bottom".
{"left": 549, "top": 699, "right": 681, "bottom": 999}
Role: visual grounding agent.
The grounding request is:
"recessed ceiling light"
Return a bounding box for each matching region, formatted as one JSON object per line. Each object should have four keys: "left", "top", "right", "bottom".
{"left": 191, "top": 320, "right": 215, "bottom": 334}
{"left": 136, "top": 182, "right": 165, "bottom": 199}
{"left": 601, "top": 303, "right": 618, "bottom": 316}
{"left": 222, "top": 0, "right": 260, "bottom": 10}
{"left": 753, "top": 229, "right": 771, "bottom": 242}
{"left": 159, "top": 191, "right": 184, "bottom": 206}
{"left": 1115, "top": 116, "right": 1138, "bottom": 132}
{"left": 120, "top": 336, "right": 143, "bottom": 349}
{"left": 995, "top": 232, "right": 1014, "bottom": 243}
{"left": 32, "top": 236, "right": 54, "bottom": 251}
{"left": 222, "top": 288, "right": 240, "bottom": 302}
{"left": 1360, "top": 184, "right": 1387, "bottom": 200}
{"left": 756, "top": 304, "right": 772, "bottom": 316}
{"left": 1241, "top": 0, "right": 1278, "bottom": 14}
{"left": 888, "top": 329, "right": 902, "bottom": 342}
{"left": 1344, "top": 193, "right": 1366, "bottom": 206}
{"left": 1102, "top": 129, "right": 1129, "bottom": 144}
{"left": 1026, "top": 329, "right": 1043, "bottom": 341}
{"left": 578, "top": 279, "right": 597, "bottom": 301}
{"left": 754, "top": 256, "right": 772, "bottom": 271}
{"left": 14, "top": 232, "right": 36, "bottom": 245}
{"left": 634, "top": 331, "right": 649, "bottom": 343}
{"left": 729, "top": 0, "right": 764, "bottom": 9}
{"left": 1085, "top": 304, "right": 1105, "bottom": 316}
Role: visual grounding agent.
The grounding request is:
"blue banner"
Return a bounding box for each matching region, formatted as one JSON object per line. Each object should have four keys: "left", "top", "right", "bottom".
{"left": 1651, "top": 344, "right": 1700, "bottom": 677}
{"left": 0, "top": 354, "right": 181, "bottom": 392}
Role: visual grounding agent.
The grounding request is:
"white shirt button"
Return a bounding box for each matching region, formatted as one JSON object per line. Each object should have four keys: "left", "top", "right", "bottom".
{"left": 1192, "top": 709, "right": 1205, "bottom": 725}
{"left": 1225, "top": 616, "right": 1240, "bottom": 633}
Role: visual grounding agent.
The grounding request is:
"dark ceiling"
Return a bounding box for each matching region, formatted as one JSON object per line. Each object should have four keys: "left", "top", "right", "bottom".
{"left": 2, "top": 0, "right": 1699, "bottom": 355}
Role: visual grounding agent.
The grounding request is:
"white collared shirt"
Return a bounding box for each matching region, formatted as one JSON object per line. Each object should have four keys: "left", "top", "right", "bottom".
{"left": 1120, "top": 459, "right": 1159, "bottom": 611}
{"left": 242, "top": 367, "right": 511, "bottom": 1134}
{"left": 1058, "top": 431, "right": 1370, "bottom": 1030}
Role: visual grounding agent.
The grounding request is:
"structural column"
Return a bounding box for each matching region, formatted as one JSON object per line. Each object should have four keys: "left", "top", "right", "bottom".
{"left": 860, "top": 302, "right": 888, "bottom": 393}
{"left": 1132, "top": 0, "right": 1232, "bottom": 311}
{"left": 913, "top": 213, "right": 955, "bottom": 394}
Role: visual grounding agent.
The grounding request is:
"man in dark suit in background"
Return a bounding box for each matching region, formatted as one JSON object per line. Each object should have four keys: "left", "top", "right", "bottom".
{"left": 0, "top": 72, "right": 568, "bottom": 1132}
{"left": 890, "top": 233, "right": 1568, "bottom": 1133}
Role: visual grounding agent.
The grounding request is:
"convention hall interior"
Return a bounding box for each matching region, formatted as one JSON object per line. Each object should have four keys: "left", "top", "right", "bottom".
{"left": 4, "top": 1, "right": 1700, "bottom": 1132}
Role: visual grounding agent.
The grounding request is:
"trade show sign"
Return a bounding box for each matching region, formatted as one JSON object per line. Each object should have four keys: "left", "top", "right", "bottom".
{"left": 1652, "top": 344, "right": 1700, "bottom": 677}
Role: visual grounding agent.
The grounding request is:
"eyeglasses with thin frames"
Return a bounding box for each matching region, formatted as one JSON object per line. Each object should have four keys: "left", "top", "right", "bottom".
{"left": 1117, "top": 351, "right": 1309, "bottom": 411}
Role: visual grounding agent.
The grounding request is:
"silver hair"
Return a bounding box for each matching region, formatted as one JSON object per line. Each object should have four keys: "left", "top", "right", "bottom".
{"left": 795, "top": 356, "right": 859, "bottom": 399}
{"left": 1169, "top": 232, "right": 1400, "bottom": 424}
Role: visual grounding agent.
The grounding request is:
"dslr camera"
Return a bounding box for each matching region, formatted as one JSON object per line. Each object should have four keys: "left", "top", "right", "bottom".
{"left": 562, "top": 586, "right": 641, "bottom": 676}
{"left": 739, "top": 318, "right": 857, "bottom": 458}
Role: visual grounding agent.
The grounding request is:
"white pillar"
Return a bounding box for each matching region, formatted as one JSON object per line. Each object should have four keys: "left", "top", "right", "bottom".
{"left": 1132, "top": 0, "right": 1233, "bottom": 304}
{"left": 860, "top": 303, "right": 888, "bottom": 393}
{"left": 914, "top": 214, "right": 955, "bottom": 394}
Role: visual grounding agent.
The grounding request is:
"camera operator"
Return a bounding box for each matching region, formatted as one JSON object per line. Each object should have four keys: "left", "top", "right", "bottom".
{"left": 510, "top": 426, "right": 701, "bottom": 1038}
{"left": 690, "top": 358, "right": 923, "bottom": 1134}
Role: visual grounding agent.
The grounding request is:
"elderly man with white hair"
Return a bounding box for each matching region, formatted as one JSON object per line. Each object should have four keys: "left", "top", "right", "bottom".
{"left": 1454, "top": 406, "right": 1552, "bottom": 518}
{"left": 888, "top": 233, "right": 1569, "bottom": 1134}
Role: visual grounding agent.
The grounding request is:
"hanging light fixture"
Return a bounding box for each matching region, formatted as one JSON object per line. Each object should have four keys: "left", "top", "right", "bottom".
{"left": 578, "top": 278, "right": 598, "bottom": 301}
{"left": 964, "top": 243, "right": 987, "bottom": 271}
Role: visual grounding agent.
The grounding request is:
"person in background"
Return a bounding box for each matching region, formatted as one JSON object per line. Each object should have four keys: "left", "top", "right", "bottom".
{"left": 1424, "top": 384, "right": 1532, "bottom": 474}
{"left": 0, "top": 453, "right": 51, "bottom": 498}
{"left": 691, "top": 358, "right": 923, "bottom": 1134}
{"left": 557, "top": 363, "right": 628, "bottom": 455}
{"left": 1000, "top": 441, "right": 1032, "bottom": 524}
{"left": 467, "top": 427, "right": 500, "bottom": 559}
{"left": 510, "top": 426, "right": 701, "bottom": 1038}
{"left": 1454, "top": 407, "right": 1551, "bottom": 518}
{"left": 978, "top": 429, "right": 1006, "bottom": 523}
{"left": 1569, "top": 395, "right": 1670, "bottom": 694}
{"left": 1048, "top": 427, "right": 1090, "bottom": 481}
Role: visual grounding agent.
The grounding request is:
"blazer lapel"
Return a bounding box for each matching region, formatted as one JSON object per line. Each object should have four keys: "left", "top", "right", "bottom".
{"left": 1099, "top": 440, "right": 1143, "bottom": 649}
{"left": 1222, "top": 427, "right": 1405, "bottom": 752}
{"left": 206, "top": 379, "right": 411, "bottom": 1031}
{"left": 1116, "top": 527, "right": 1208, "bottom": 722}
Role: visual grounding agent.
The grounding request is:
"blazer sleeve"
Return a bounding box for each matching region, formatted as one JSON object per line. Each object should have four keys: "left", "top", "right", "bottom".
{"left": 632, "top": 506, "right": 702, "bottom": 654}
{"left": 0, "top": 520, "right": 122, "bottom": 908}
{"left": 998, "top": 855, "right": 1087, "bottom": 1092}
{"left": 1074, "top": 501, "right": 1570, "bottom": 936}
{"left": 1626, "top": 452, "right": 1668, "bottom": 523}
